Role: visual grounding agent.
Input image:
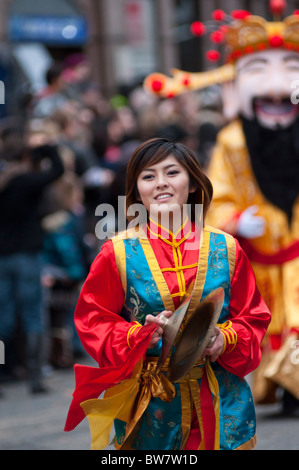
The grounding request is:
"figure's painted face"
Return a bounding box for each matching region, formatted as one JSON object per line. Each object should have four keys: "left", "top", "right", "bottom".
{"left": 235, "top": 49, "right": 299, "bottom": 129}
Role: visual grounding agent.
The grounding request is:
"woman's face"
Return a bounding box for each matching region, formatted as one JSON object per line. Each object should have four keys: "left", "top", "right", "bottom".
{"left": 136, "top": 155, "right": 195, "bottom": 222}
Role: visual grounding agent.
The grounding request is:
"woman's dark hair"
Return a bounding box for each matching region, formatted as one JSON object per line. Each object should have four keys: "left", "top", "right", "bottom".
{"left": 125, "top": 137, "right": 213, "bottom": 223}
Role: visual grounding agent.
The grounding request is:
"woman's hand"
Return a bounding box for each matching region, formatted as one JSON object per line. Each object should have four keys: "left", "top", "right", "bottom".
{"left": 145, "top": 310, "right": 173, "bottom": 349}
{"left": 202, "top": 327, "right": 224, "bottom": 362}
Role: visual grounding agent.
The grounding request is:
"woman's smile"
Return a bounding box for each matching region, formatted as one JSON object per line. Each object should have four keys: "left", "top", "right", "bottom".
{"left": 155, "top": 192, "right": 173, "bottom": 201}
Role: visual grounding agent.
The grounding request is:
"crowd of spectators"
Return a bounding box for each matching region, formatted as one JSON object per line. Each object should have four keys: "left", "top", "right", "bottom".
{"left": 0, "top": 52, "right": 225, "bottom": 395}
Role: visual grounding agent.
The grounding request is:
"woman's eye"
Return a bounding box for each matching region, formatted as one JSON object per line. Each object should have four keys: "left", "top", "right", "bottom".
{"left": 142, "top": 174, "right": 154, "bottom": 180}
{"left": 168, "top": 170, "right": 179, "bottom": 176}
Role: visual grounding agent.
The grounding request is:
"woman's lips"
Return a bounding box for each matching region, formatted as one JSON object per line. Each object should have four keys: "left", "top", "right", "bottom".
{"left": 155, "top": 193, "right": 173, "bottom": 201}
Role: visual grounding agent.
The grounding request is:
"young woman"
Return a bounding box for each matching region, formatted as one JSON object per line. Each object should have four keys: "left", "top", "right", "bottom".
{"left": 65, "top": 138, "right": 270, "bottom": 450}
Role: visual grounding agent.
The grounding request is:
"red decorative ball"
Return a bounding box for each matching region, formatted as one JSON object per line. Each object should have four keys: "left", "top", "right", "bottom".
{"left": 182, "top": 76, "right": 191, "bottom": 87}
{"left": 269, "top": 0, "right": 286, "bottom": 16}
{"left": 256, "top": 42, "right": 267, "bottom": 51}
{"left": 206, "top": 50, "right": 221, "bottom": 61}
{"left": 151, "top": 80, "right": 163, "bottom": 92}
{"left": 190, "top": 21, "right": 206, "bottom": 36}
{"left": 244, "top": 46, "right": 254, "bottom": 54}
{"left": 285, "top": 42, "right": 295, "bottom": 50}
{"left": 269, "top": 35, "right": 284, "bottom": 48}
{"left": 210, "top": 31, "right": 224, "bottom": 43}
{"left": 293, "top": 10, "right": 299, "bottom": 16}
{"left": 212, "top": 9, "right": 226, "bottom": 21}
{"left": 231, "top": 10, "right": 251, "bottom": 20}
{"left": 232, "top": 49, "right": 243, "bottom": 60}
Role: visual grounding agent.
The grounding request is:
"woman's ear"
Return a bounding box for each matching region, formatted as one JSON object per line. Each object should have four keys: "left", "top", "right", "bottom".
{"left": 189, "top": 183, "right": 196, "bottom": 194}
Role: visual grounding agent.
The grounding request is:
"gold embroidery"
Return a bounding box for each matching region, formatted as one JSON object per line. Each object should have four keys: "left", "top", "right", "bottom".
{"left": 218, "top": 320, "right": 237, "bottom": 354}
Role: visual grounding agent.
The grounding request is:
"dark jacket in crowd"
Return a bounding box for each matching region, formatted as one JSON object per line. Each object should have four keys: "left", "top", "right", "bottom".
{"left": 0, "top": 145, "right": 64, "bottom": 256}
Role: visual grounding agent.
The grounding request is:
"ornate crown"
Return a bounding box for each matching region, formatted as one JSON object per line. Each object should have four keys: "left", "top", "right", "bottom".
{"left": 144, "top": 1, "right": 299, "bottom": 98}
{"left": 225, "top": 14, "right": 299, "bottom": 63}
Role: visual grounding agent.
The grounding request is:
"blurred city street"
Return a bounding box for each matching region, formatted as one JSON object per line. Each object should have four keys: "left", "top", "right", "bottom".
{"left": 0, "top": 356, "right": 298, "bottom": 451}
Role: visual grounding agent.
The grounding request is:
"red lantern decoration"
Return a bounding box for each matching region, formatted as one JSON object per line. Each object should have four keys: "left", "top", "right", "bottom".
{"left": 231, "top": 10, "right": 251, "bottom": 20}
{"left": 151, "top": 80, "right": 163, "bottom": 92}
{"left": 206, "top": 50, "right": 221, "bottom": 61}
{"left": 210, "top": 31, "right": 224, "bottom": 43}
{"left": 285, "top": 42, "right": 295, "bottom": 50}
{"left": 269, "top": 0, "right": 286, "bottom": 17}
{"left": 190, "top": 21, "right": 206, "bottom": 36}
{"left": 244, "top": 46, "right": 254, "bottom": 54}
{"left": 212, "top": 9, "right": 226, "bottom": 21}
{"left": 269, "top": 35, "right": 284, "bottom": 48}
{"left": 256, "top": 42, "right": 267, "bottom": 51}
{"left": 182, "top": 76, "right": 191, "bottom": 87}
{"left": 232, "top": 49, "right": 243, "bottom": 60}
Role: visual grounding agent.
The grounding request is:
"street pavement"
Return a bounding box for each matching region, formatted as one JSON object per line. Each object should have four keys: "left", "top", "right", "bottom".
{"left": 0, "top": 356, "right": 298, "bottom": 451}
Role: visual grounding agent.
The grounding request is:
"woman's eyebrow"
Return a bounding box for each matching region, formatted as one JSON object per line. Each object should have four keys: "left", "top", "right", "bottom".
{"left": 141, "top": 164, "right": 179, "bottom": 173}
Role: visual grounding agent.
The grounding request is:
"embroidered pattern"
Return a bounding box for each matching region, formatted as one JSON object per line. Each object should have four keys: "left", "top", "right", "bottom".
{"left": 128, "top": 286, "right": 146, "bottom": 323}
{"left": 208, "top": 236, "right": 228, "bottom": 277}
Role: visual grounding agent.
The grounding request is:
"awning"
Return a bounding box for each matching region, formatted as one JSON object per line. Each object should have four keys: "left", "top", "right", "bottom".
{"left": 8, "top": 0, "right": 88, "bottom": 45}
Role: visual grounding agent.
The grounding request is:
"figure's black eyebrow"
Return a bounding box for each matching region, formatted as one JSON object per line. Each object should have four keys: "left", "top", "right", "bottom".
{"left": 237, "top": 57, "right": 268, "bottom": 72}
{"left": 283, "top": 54, "right": 299, "bottom": 63}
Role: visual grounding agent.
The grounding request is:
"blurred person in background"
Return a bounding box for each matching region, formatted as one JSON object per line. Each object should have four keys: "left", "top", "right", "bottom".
{"left": 31, "top": 62, "right": 69, "bottom": 119}
{"left": 0, "top": 123, "right": 64, "bottom": 394}
{"left": 62, "top": 53, "right": 93, "bottom": 103}
{"left": 41, "top": 172, "right": 96, "bottom": 369}
{"left": 49, "top": 105, "right": 115, "bottom": 232}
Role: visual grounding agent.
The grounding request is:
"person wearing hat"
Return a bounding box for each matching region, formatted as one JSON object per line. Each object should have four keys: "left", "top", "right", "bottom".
{"left": 64, "top": 137, "right": 270, "bottom": 450}
{"left": 145, "top": 1, "right": 299, "bottom": 415}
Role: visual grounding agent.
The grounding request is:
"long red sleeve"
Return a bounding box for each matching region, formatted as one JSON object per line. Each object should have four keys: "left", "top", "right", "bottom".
{"left": 74, "top": 240, "right": 155, "bottom": 367}
{"left": 217, "top": 240, "right": 271, "bottom": 377}
{"left": 65, "top": 240, "right": 156, "bottom": 431}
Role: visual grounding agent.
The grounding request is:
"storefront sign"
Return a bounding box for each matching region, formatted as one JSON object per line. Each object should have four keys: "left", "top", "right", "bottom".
{"left": 8, "top": 15, "right": 88, "bottom": 44}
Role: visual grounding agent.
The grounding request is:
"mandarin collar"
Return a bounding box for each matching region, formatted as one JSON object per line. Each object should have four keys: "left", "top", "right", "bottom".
{"left": 147, "top": 216, "right": 193, "bottom": 245}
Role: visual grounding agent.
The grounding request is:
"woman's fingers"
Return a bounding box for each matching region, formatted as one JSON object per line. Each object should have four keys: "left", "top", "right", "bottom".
{"left": 202, "top": 327, "right": 224, "bottom": 362}
{"left": 145, "top": 310, "right": 173, "bottom": 349}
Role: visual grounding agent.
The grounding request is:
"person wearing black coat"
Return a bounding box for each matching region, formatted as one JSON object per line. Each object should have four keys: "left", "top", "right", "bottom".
{"left": 0, "top": 143, "right": 64, "bottom": 393}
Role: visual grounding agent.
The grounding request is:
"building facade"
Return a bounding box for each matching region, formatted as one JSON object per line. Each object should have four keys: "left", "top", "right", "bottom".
{"left": 0, "top": 0, "right": 298, "bottom": 99}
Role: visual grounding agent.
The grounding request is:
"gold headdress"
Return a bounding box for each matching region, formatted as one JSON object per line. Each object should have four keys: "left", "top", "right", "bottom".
{"left": 144, "top": 1, "right": 299, "bottom": 98}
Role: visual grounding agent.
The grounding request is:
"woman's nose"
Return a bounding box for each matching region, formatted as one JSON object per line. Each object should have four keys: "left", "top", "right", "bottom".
{"left": 156, "top": 174, "right": 168, "bottom": 188}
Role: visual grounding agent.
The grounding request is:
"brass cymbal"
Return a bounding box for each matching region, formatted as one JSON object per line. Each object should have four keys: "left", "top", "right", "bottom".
{"left": 167, "top": 287, "right": 224, "bottom": 382}
{"left": 154, "top": 295, "right": 191, "bottom": 377}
